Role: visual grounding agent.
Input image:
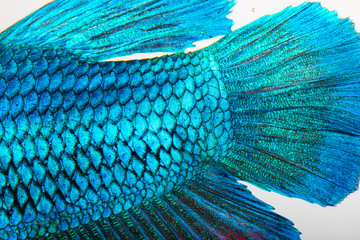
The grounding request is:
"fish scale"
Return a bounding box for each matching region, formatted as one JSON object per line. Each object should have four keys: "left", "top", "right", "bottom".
{"left": 1, "top": 1, "right": 360, "bottom": 239}
{"left": 0, "top": 44, "right": 232, "bottom": 238}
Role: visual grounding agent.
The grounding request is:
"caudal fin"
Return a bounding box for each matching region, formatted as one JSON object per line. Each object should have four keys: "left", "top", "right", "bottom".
{"left": 208, "top": 2, "right": 360, "bottom": 206}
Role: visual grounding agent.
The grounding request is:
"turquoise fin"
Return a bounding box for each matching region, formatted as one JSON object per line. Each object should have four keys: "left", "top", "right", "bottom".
{"left": 42, "top": 165, "right": 299, "bottom": 239}
{"left": 208, "top": 2, "right": 360, "bottom": 206}
{"left": 0, "top": 0, "right": 235, "bottom": 61}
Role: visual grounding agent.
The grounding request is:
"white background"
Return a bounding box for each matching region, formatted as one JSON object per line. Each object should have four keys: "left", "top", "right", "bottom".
{"left": 1, "top": 1, "right": 360, "bottom": 239}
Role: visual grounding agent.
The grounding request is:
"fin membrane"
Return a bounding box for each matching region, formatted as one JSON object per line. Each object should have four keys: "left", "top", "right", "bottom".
{"left": 208, "top": 2, "right": 360, "bottom": 206}
{"left": 42, "top": 165, "right": 300, "bottom": 240}
{"left": 0, "top": 0, "right": 235, "bottom": 61}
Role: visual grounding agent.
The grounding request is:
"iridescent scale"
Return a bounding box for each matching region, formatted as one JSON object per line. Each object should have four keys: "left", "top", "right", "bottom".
{"left": 0, "top": 45, "right": 232, "bottom": 237}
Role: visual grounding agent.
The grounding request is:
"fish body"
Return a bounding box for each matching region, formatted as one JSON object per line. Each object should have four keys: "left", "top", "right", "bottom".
{"left": 0, "top": 44, "right": 231, "bottom": 237}
{"left": 0, "top": 1, "right": 360, "bottom": 239}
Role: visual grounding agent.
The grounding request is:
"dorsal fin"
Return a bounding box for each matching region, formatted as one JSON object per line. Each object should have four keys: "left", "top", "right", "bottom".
{"left": 0, "top": 0, "right": 235, "bottom": 61}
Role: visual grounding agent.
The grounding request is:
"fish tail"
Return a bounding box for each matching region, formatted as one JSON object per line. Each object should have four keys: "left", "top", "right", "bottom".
{"left": 208, "top": 2, "right": 360, "bottom": 206}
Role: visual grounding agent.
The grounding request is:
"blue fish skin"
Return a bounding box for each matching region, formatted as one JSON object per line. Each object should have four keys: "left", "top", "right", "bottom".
{"left": 1, "top": 1, "right": 360, "bottom": 240}
{"left": 0, "top": 44, "right": 232, "bottom": 238}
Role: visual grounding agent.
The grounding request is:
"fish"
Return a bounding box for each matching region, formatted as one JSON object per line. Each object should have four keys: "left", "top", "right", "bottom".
{"left": 0, "top": 0, "right": 359, "bottom": 239}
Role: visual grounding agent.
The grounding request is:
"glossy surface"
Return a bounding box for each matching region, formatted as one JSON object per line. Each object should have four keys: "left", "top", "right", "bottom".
{"left": 0, "top": 1, "right": 360, "bottom": 239}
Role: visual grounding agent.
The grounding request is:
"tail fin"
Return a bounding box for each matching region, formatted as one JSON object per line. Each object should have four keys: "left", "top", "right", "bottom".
{"left": 208, "top": 2, "right": 360, "bottom": 206}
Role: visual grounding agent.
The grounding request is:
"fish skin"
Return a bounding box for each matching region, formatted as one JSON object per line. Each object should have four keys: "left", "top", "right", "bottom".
{"left": 0, "top": 43, "right": 232, "bottom": 238}
{"left": 1, "top": 1, "right": 360, "bottom": 240}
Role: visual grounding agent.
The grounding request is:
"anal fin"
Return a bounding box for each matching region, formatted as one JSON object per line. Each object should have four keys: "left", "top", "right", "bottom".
{"left": 45, "top": 165, "right": 300, "bottom": 240}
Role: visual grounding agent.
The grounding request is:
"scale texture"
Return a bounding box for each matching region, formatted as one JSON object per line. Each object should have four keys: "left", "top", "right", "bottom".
{"left": 0, "top": 1, "right": 359, "bottom": 239}
{"left": 0, "top": 46, "right": 232, "bottom": 238}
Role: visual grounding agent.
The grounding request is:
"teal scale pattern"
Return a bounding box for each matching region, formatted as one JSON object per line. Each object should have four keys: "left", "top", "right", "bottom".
{"left": 0, "top": 44, "right": 232, "bottom": 239}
